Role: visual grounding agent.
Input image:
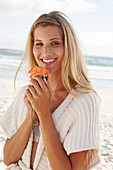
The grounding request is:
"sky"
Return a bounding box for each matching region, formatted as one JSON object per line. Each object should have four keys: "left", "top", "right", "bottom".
{"left": 0, "top": 0, "right": 113, "bottom": 57}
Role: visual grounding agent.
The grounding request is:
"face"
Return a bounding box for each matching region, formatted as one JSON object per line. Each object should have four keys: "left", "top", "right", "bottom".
{"left": 33, "top": 25, "right": 64, "bottom": 74}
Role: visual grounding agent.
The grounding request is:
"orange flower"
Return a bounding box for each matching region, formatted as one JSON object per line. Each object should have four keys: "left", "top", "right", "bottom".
{"left": 28, "top": 66, "right": 49, "bottom": 79}
{"left": 28, "top": 66, "right": 49, "bottom": 129}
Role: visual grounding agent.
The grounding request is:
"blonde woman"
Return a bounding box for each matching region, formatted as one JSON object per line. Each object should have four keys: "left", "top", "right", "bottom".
{"left": 1, "top": 11, "right": 100, "bottom": 169}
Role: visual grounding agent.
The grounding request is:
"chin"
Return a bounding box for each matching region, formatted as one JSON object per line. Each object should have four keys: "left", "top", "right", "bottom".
{"left": 45, "top": 67, "right": 53, "bottom": 73}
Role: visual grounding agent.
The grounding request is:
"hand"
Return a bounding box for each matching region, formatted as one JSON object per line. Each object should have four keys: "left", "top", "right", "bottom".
{"left": 24, "top": 94, "right": 32, "bottom": 113}
{"left": 24, "top": 93, "right": 38, "bottom": 123}
{"left": 26, "top": 77, "right": 51, "bottom": 120}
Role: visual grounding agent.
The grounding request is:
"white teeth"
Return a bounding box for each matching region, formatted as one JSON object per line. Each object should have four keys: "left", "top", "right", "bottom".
{"left": 42, "top": 59, "right": 55, "bottom": 63}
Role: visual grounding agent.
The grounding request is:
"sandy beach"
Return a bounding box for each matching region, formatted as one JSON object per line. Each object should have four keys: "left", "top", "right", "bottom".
{"left": 0, "top": 78, "right": 113, "bottom": 169}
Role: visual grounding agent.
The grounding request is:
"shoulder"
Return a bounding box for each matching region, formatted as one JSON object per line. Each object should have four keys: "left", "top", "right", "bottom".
{"left": 0, "top": 85, "right": 28, "bottom": 138}
{"left": 68, "top": 87, "right": 100, "bottom": 120}
{"left": 6, "top": 85, "right": 28, "bottom": 118}
{"left": 71, "top": 86, "right": 100, "bottom": 106}
{"left": 16, "top": 85, "right": 28, "bottom": 96}
{"left": 13, "top": 85, "right": 28, "bottom": 102}
{"left": 12, "top": 85, "right": 28, "bottom": 112}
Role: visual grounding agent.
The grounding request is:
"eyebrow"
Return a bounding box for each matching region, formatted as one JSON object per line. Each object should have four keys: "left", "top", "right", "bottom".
{"left": 34, "top": 38, "right": 62, "bottom": 42}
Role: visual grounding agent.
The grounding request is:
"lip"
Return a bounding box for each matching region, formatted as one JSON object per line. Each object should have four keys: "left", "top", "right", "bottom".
{"left": 40, "top": 58, "right": 57, "bottom": 66}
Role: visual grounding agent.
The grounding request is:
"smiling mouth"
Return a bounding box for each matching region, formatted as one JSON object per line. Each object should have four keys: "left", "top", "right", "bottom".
{"left": 41, "top": 58, "right": 57, "bottom": 64}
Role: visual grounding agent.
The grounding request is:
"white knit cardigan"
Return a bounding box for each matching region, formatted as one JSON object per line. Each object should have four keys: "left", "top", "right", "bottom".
{"left": 0, "top": 85, "right": 100, "bottom": 170}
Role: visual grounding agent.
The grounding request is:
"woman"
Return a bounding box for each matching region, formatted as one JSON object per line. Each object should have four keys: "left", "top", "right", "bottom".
{"left": 1, "top": 11, "right": 100, "bottom": 169}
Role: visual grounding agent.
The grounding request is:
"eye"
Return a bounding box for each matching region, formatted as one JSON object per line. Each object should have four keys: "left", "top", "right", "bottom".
{"left": 35, "top": 43, "right": 43, "bottom": 47}
{"left": 51, "top": 41, "right": 60, "bottom": 46}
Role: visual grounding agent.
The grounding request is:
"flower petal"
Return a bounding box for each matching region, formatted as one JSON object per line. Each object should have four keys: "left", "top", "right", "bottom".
{"left": 28, "top": 66, "right": 49, "bottom": 79}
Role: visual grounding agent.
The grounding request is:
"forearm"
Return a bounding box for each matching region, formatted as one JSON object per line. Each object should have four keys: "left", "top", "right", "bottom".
{"left": 40, "top": 112, "right": 71, "bottom": 170}
{"left": 3, "top": 113, "right": 31, "bottom": 166}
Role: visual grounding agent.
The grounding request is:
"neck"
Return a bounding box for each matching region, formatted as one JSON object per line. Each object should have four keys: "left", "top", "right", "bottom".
{"left": 48, "top": 72, "right": 66, "bottom": 93}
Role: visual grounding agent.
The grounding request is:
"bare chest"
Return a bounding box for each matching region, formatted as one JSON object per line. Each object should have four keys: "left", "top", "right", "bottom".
{"left": 49, "top": 91, "right": 69, "bottom": 113}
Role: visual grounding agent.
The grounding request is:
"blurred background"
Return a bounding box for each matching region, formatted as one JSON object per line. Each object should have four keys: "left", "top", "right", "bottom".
{"left": 0, "top": 0, "right": 113, "bottom": 169}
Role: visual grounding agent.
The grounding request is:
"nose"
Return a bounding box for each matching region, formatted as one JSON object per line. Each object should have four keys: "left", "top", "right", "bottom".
{"left": 42, "top": 45, "right": 51, "bottom": 57}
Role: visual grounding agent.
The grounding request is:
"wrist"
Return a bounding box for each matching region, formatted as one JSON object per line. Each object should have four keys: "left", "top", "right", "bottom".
{"left": 25, "top": 112, "right": 32, "bottom": 128}
{"left": 25, "top": 111, "right": 38, "bottom": 128}
{"left": 39, "top": 110, "right": 52, "bottom": 125}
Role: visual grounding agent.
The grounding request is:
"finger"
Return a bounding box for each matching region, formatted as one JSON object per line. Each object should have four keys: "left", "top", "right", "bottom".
{"left": 33, "top": 76, "right": 48, "bottom": 93}
{"left": 26, "top": 88, "right": 33, "bottom": 100}
{"left": 24, "top": 95, "right": 30, "bottom": 104}
{"left": 43, "top": 77, "right": 51, "bottom": 94}
{"left": 43, "top": 77, "right": 49, "bottom": 87}
{"left": 30, "top": 79, "right": 42, "bottom": 95}
{"left": 27, "top": 84, "right": 38, "bottom": 98}
{"left": 24, "top": 94, "right": 28, "bottom": 101}
{"left": 24, "top": 95, "right": 27, "bottom": 104}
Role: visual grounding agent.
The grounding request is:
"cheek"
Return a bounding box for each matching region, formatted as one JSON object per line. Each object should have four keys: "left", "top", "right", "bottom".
{"left": 33, "top": 47, "right": 40, "bottom": 59}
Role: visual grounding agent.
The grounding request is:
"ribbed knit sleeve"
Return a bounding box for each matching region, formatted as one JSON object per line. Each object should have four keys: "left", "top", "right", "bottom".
{"left": 0, "top": 86, "right": 27, "bottom": 139}
{"left": 63, "top": 91, "right": 100, "bottom": 169}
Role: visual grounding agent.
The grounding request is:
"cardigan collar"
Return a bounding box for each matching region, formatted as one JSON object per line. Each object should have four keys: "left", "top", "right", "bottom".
{"left": 33, "top": 92, "right": 74, "bottom": 169}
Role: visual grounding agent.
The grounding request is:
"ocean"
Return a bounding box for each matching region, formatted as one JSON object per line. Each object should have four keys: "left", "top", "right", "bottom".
{"left": 0, "top": 48, "right": 113, "bottom": 88}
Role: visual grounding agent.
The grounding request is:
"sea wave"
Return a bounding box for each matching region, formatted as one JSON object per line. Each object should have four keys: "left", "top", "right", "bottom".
{"left": 0, "top": 49, "right": 113, "bottom": 87}
{"left": 88, "top": 65, "right": 113, "bottom": 81}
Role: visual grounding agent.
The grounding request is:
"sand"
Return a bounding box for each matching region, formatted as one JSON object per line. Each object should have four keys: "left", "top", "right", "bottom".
{"left": 0, "top": 78, "right": 113, "bottom": 169}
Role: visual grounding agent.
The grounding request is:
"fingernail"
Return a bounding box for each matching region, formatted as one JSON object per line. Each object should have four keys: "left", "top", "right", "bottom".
{"left": 44, "top": 77, "right": 47, "bottom": 82}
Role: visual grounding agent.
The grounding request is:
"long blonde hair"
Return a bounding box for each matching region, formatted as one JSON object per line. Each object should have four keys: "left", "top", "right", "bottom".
{"left": 14, "top": 11, "right": 97, "bottom": 95}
